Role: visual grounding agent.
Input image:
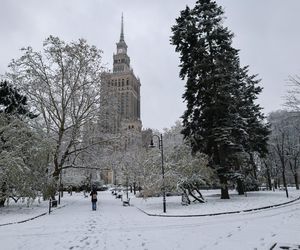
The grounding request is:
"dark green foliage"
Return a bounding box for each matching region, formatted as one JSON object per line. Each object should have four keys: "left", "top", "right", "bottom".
{"left": 0, "top": 80, "right": 36, "bottom": 119}
{"left": 171, "top": 0, "right": 269, "bottom": 198}
{"left": 0, "top": 80, "right": 39, "bottom": 206}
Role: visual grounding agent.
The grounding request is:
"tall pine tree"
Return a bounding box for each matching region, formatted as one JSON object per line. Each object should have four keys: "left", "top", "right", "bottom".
{"left": 171, "top": 0, "right": 269, "bottom": 198}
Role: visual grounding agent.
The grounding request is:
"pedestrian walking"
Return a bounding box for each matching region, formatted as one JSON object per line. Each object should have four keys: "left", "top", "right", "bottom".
{"left": 90, "top": 188, "right": 98, "bottom": 211}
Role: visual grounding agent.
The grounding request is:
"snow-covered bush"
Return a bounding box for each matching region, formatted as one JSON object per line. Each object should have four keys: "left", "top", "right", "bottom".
{"left": 0, "top": 114, "right": 50, "bottom": 206}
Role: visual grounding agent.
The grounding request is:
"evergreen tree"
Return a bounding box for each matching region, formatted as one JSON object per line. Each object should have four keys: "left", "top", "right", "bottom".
{"left": 171, "top": 0, "right": 269, "bottom": 198}
{"left": 0, "top": 80, "right": 35, "bottom": 118}
{"left": 0, "top": 80, "right": 41, "bottom": 207}
{"left": 233, "top": 67, "right": 270, "bottom": 193}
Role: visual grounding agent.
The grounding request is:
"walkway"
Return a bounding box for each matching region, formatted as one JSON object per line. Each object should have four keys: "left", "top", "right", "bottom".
{"left": 0, "top": 192, "right": 299, "bottom": 249}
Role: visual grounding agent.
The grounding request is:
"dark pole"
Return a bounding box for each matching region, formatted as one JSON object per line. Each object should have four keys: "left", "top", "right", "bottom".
{"left": 150, "top": 134, "right": 167, "bottom": 213}
{"left": 58, "top": 169, "right": 62, "bottom": 205}
{"left": 49, "top": 198, "right": 52, "bottom": 214}
{"left": 283, "top": 149, "right": 289, "bottom": 198}
{"left": 160, "top": 134, "right": 166, "bottom": 213}
{"left": 126, "top": 175, "right": 129, "bottom": 200}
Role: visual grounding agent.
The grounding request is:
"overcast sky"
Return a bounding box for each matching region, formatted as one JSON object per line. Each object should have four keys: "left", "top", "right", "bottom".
{"left": 1, "top": 0, "right": 300, "bottom": 131}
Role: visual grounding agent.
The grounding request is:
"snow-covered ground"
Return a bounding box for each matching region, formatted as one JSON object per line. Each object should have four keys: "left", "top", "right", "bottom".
{"left": 133, "top": 189, "right": 300, "bottom": 216}
{"left": 0, "top": 189, "right": 300, "bottom": 250}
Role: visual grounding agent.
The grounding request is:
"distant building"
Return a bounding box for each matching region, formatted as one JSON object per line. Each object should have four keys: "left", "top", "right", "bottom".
{"left": 98, "top": 14, "right": 144, "bottom": 184}
{"left": 100, "top": 14, "right": 142, "bottom": 134}
{"left": 62, "top": 15, "right": 148, "bottom": 188}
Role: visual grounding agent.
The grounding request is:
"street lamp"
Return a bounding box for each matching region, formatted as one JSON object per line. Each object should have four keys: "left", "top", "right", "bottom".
{"left": 149, "top": 134, "right": 166, "bottom": 213}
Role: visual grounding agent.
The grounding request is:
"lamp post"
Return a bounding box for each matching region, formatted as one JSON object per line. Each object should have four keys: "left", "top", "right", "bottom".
{"left": 150, "top": 134, "right": 166, "bottom": 213}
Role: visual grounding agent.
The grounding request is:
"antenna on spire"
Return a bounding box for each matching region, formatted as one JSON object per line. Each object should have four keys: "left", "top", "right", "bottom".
{"left": 120, "top": 13, "right": 125, "bottom": 42}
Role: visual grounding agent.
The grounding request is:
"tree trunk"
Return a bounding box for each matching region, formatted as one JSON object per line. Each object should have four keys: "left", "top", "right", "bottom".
{"left": 294, "top": 173, "right": 299, "bottom": 190}
{"left": 249, "top": 153, "right": 257, "bottom": 180}
{"left": 0, "top": 199, "right": 5, "bottom": 207}
{"left": 194, "top": 189, "right": 205, "bottom": 201}
{"left": 181, "top": 189, "right": 190, "bottom": 205}
{"left": 220, "top": 177, "right": 230, "bottom": 199}
{"left": 266, "top": 167, "right": 272, "bottom": 190}
{"left": 217, "top": 145, "right": 230, "bottom": 199}
{"left": 236, "top": 178, "right": 245, "bottom": 195}
{"left": 188, "top": 189, "right": 204, "bottom": 203}
{"left": 0, "top": 182, "right": 7, "bottom": 207}
{"left": 50, "top": 173, "right": 59, "bottom": 200}
{"left": 133, "top": 182, "right": 136, "bottom": 195}
{"left": 282, "top": 170, "right": 289, "bottom": 198}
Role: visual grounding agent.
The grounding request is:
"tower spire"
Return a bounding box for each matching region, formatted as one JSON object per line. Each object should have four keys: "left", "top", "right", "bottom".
{"left": 120, "top": 13, "right": 124, "bottom": 42}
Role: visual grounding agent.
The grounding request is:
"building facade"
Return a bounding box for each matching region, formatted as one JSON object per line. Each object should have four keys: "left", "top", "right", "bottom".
{"left": 101, "top": 14, "right": 142, "bottom": 134}
{"left": 98, "top": 15, "right": 144, "bottom": 184}
{"left": 61, "top": 15, "right": 145, "bottom": 188}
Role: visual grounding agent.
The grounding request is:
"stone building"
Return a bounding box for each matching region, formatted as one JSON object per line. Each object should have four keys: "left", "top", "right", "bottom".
{"left": 98, "top": 15, "right": 143, "bottom": 184}
{"left": 100, "top": 14, "right": 142, "bottom": 134}
{"left": 61, "top": 15, "right": 148, "bottom": 188}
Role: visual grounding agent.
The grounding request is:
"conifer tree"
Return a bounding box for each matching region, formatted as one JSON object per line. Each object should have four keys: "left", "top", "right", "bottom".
{"left": 0, "top": 80, "right": 35, "bottom": 118}
{"left": 0, "top": 80, "right": 41, "bottom": 206}
{"left": 171, "top": 0, "right": 269, "bottom": 198}
{"left": 234, "top": 67, "right": 270, "bottom": 193}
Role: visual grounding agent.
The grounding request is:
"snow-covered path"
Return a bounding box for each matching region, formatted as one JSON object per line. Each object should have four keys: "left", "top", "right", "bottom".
{"left": 0, "top": 192, "right": 300, "bottom": 250}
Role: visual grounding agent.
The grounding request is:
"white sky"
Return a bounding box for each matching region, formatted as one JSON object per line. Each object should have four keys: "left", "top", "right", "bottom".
{"left": 1, "top": 0, "right": 300, "bottom": 131}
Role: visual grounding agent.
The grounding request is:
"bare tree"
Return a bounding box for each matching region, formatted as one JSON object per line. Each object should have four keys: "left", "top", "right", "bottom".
{"left": 284, "top": 79, "right": 300, "bottom": 189}
{"left": 285, "top": 75, "right": 300, "bottom": 111}
{"left": 7, "top": 36, "right": 105, "bottom": 197}
{"left": 268, "top": 111, "right": 293, "bottom": 197}
{"left": 262, "top": 147, "right": 280, "bottom": 190}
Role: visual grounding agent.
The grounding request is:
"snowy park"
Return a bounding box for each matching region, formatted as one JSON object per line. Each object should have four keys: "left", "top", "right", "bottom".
{"left": 2, "top": 0, "right": 300, "bottom": 249}
{"left": 0, "top": 189, "right": 300, "bottom": 250}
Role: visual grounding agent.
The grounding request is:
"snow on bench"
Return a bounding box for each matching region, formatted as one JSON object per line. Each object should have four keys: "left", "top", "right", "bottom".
{"left": 122, "top": 198, "right": 130, "bottom": 206}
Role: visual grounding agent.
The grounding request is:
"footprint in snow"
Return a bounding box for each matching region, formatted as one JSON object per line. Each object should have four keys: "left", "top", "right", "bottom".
{"left": 69, "top": 245, "right": 79, "bottom": 249}
{"left": 80, "top": 236, "right": 88, "bottom": 242}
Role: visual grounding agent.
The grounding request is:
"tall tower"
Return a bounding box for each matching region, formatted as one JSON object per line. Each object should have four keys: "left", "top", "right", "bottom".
{"left": 101, "top": 14, "right": 142, "bottom": 134}
{"left": 64, "top": 15, "right": 143, "bottom": 187}
{"left": 113, "top": 14, "right": 130, "bottom": 73}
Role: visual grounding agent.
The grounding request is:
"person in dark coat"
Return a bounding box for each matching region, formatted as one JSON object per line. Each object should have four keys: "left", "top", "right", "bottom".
{"left": 90, "top": 188, "right": 98, "bottom": 211}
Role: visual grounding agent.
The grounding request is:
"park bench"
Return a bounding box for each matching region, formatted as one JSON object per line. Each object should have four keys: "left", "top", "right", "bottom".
{"left": 116, "top": 192, "right": 122, "bottom": 199}
{"left": 122, "top": 198, "right": 130, "bottom": 206}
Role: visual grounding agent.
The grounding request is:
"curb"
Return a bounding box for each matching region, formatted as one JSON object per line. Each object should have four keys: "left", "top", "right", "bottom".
{"left": 0, "top": 204, "right": 67, "bottom": 227}
{"left": 135, "top": 196, "right": 300, "bottom": 217}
